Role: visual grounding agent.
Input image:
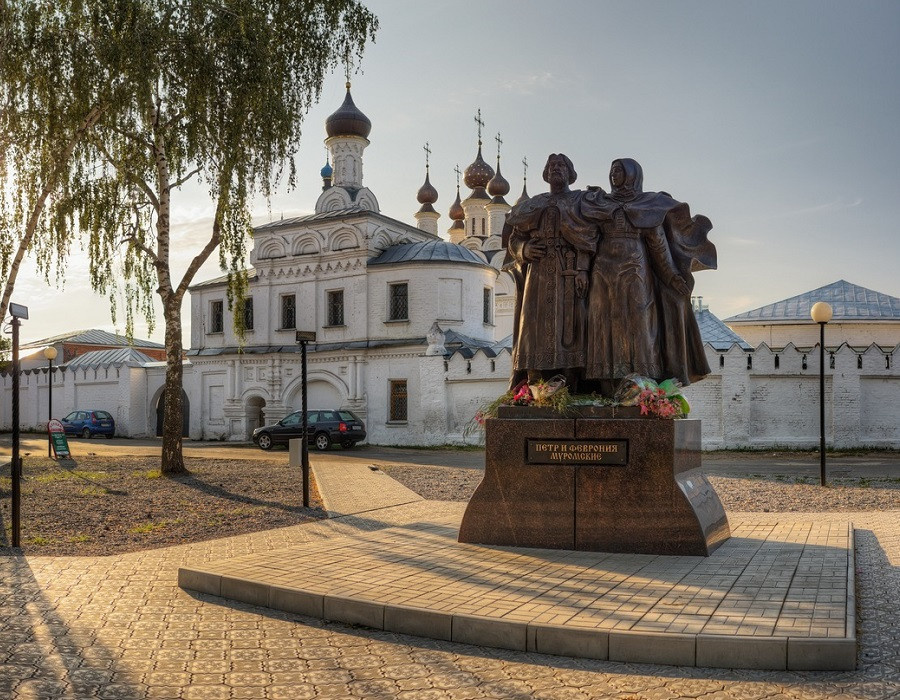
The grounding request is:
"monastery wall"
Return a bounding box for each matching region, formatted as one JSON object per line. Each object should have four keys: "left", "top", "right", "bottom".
{"left": 1, "top": 342, "right": 898, "bottom": 450}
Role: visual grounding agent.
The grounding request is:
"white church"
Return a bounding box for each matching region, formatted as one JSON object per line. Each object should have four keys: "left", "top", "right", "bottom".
{"left": 4, "top": 87, "right": 900, "bottom": 449}
{"left": 184, "top": 84, "right": 517, "bottom": 445}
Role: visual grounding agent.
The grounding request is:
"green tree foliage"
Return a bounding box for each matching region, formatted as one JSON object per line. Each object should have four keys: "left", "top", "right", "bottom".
{"left": 0, "top": 0, "right": 115, "bottom": 324}
{"left": 2, "top": 0, "right": 378, "bottom": 474}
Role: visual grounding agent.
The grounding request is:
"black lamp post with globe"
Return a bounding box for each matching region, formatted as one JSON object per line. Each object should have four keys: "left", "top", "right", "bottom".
{"left": 43, "top": 345, "right": 58, "bottom": 458}
{"left": 810, "top": 301, "right": 833, "bottom": 486}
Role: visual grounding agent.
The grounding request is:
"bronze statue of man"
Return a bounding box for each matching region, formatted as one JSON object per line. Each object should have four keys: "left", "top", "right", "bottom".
{"left": 505, "top": 154, "right": 597, "bottom": 390}
{"left": 580, "top": 158, "right": 716, "bottom": 394}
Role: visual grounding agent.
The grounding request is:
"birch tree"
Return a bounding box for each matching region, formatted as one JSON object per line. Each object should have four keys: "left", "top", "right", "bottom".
{"left": 2, "top": 0, "right": 377, "bottom": 473}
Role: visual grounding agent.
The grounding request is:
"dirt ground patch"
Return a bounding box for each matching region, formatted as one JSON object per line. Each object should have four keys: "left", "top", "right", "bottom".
{"left": 0, "top": 455, "right": 324, "bottom": 556}
{"left": 380, "top": 464, "right": 900, "bottom": 512}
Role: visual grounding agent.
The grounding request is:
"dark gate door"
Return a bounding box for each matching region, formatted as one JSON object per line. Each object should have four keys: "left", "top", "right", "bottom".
{"left": 156, "top": 390, "right": 190, "bottom": 437}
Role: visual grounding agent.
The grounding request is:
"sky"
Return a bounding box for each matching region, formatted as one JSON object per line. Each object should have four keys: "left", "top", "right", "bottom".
{"left": 11, "top": 0, "right": 900, "bottom": 347}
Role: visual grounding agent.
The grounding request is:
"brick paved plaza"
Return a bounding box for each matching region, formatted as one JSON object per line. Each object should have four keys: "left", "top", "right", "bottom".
{"left": 1, "top": 460, "right": 898, "bottom": 698}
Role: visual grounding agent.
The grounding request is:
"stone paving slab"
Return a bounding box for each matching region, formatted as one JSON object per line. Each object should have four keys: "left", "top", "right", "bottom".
{"left": 311, "top": 461, "right": 423, "bottom": 517}
{"left": 179, "top": 514, "right": 856, "bottom": 671}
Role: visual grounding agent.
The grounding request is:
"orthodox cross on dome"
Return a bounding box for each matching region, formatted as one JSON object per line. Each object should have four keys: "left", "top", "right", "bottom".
{"left": 423, "top": 142, "right": 431, "bottom": 172}
{"left": 495, "top": 132, "right": 503, "bottom": 166}
{"left": 343, "top": 48, "right": 353, "bottom": 86}
{"left": 522, "top": 155, "right": 528, "bottom": 181}
{"left": 474, "top": 109, "right": 484, "bottom": 145}
{"left": 454, "top": 164, "right": 462, "bottom": 189}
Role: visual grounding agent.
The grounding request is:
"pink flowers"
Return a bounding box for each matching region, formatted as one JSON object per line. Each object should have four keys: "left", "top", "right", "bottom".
{"left": 512, "top": 383, "right": 535, "bottom": 405}
{"left": 637, "top": 387, "right": 682, "bottom": 418}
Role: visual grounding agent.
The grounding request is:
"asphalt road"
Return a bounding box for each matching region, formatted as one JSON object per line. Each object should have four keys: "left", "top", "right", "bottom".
{"left": 1, "top": 434, "right": 898, "bottom": 477}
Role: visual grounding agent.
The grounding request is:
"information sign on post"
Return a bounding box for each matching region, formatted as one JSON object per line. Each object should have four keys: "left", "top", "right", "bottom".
{"left": 47, "top": 419, "right": 70, "bottom": 458}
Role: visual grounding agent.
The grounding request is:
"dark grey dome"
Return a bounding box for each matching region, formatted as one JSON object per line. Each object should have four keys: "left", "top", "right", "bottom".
{"left": 325, "top": 84, "right": 372, "bottom": 139}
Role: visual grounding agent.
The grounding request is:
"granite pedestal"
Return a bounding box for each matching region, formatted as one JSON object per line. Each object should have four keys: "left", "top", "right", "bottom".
{"left": 458, "top": 410, "right": 730, "bottom": 556}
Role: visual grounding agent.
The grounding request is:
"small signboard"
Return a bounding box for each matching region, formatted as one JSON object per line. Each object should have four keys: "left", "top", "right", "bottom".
{"left": 526, "top": 439, "right": 628, "bottom": 466}
{"left": 47, "top": 419, "right": 70, "bottom": 458}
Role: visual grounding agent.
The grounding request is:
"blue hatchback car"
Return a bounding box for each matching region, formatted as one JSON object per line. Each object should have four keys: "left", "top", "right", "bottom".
{"left": 61, "top": 410, "right": 116, "bottom": 439}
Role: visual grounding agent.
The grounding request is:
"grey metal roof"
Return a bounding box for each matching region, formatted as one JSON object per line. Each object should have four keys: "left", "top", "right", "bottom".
{"left": 445, "top": 332, "right": 512, "bottom": 359}
{"left": 368, "top": 241, "right": 494, "bottom": 269}
{"left": 696, "top": 309, "right": 752, "bottom": 350}
{"left": 21, "top": 329, "right": 164, "bottom": 350}
{"left": 189, "top": 270, "right": 258, "bottom": 291}
{"left": 254, "top": 206, "right": 433, "bottom": 238}
{"left": 63, "top": 348, "right": 157, "bottom": 368}
{"left": 725, "top": 280, "right": 900, "bottom": 323}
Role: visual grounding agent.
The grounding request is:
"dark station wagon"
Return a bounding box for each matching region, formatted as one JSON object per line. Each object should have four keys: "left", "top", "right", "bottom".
{"left": 252, "top": 409, "right": 366, "bottom": 451}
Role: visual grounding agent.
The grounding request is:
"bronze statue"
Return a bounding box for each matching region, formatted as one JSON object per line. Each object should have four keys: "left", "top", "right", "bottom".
{"left": 506, "top": 156, "right": 715, "bottom": 396}
{"left": 505, "top": 154, "right": 596, "bottom": 389}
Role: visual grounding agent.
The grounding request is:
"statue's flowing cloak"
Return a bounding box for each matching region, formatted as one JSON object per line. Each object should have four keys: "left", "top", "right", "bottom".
{"left": 505, "top": 190, "right": 597, "bottom": 379}
{"left": 581, "top": 160, "right": 716, "bottom": 385}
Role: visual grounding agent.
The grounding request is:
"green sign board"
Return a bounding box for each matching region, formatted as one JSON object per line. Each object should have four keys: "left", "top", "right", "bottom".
{"left": 47, "top": 419, "right": 70, "bottom": 458}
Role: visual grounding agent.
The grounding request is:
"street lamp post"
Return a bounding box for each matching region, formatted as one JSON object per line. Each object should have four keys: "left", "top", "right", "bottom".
{"left": 296, "top": 330, "right": 316, "bottom": 508}
{"left": 810, "top": 301, "right": 833, "bottom": 486}
{"left": 8, "top": 302, "right": 28, "bottom": 548}
{"left": 43, "top": 346, "right": 58, "bottom": 458}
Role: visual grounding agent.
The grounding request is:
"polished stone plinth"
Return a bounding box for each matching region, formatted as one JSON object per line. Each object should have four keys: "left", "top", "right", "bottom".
{"left": 458, "top": 414, "right": 730, "bottom": 556}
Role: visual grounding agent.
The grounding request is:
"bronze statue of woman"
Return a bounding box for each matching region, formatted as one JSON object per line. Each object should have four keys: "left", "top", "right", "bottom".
{"left": 581, "top": 158, "right": 716, "bottom": 394}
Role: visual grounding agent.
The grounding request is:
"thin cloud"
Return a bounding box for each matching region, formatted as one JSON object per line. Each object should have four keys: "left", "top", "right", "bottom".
{"left": 776, "top": 196, "right": 863, "bottom": 219}
{"left": 500, "top": 71, "right": 558, "bottom": 95}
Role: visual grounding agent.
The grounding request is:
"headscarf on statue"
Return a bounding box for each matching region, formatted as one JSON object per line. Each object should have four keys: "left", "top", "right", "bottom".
{"left": 582, "top": 158, "right": 717, "bottom": 384}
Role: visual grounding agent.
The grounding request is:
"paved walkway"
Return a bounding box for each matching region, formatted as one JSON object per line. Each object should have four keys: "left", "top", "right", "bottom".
{"left": 181, "top": 465, "right": 855, "bottom": 671}
{"left": 0, "top": 461, "right": 898, "bottom": 697}
{"left": 311, "top": 462, "right": 423, "bottom": 517}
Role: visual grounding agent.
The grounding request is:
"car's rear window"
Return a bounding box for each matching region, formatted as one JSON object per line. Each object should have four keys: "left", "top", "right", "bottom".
{"left": 93, "top": 411, "right": 112, "bottom": 419}
{"left": 338, "top": 411, "right": 358, "bottom": 422}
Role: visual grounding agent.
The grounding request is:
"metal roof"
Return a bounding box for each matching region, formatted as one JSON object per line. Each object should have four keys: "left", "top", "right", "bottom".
{"left": 254, "top": 206, "right": 432, "bottom": 238}
{"left": 725, "top": 280, "right": 900, "bottom": 323}
{"left": 368, "top": 241, "right": 494, "bottom": 269}
{"left": 696, "top": 309, "right": 752, "bottom": 350}
{"left": 445, "top": 331, "right": 513, "bottom": 359}
{"left": 63, "top": 348, "right": 157, "bottom": 368}
{"left": 190, "top": 270, "right": 259, "bottom": 290}
{"left": 21, "top": 329, "right": 164, "bottom": 350}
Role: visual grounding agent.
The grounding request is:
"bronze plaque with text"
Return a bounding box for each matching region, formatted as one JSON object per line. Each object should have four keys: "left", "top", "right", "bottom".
{"left": 526, "top": 439, "right": 628, "bottom": 466}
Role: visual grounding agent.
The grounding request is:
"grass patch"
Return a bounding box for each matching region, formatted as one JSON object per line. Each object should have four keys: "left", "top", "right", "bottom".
{"left": 33, "top": 469, "right": 109, "bottom": 483}
{"left": 26, "top": 535, "right": 53, "bottom": 546}
{"left": 69, "top": 534, "right": 91, "bottom": 544}
{"left": 133, "top": 469, "right": 162, "bottom": 479}
{"left": 80, "top": 485, "right": 110, "bottom": 496}
{"left": 129, "top": 521, "right": 168, "bottom": 535}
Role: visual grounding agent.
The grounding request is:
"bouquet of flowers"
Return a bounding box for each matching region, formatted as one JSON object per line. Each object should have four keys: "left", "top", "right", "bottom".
{"left": 473, "top": 375, "right": 572, "bottom": 426}
{"left": 615, "top": 374, "right": 690, "bottom": 419}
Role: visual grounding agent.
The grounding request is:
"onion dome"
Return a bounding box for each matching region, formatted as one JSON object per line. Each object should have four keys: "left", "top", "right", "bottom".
{"left": 320, "top": 159, "right": 333, "bottom": 179}
{"left": 463, "top": 143, "right": 495, "bottom": 190}
{"left": 325, "top": 82, "right": 372, "bottom": 139}
{"left": 487, "top": 161, "right": 510, "bottom": 202}
{"left": 449, "top": 186, "right": 464, "bottom": 221}
{"left": 515, "top": 180, "right": 529, "bottom": 205}
{"left": 416, "top": 171, "right": 438, "bottom": 211}
{"left": 448, "top": 186, "right": 465, "bottom": 231}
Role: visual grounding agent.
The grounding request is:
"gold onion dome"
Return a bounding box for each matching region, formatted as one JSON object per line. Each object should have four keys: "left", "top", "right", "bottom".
{"left": 325, "top": 83, "right": 372, "bottom": 139}
{"left": 487, "top": 162, "right": 510, "bottom": 199}
{"left": 463, "top": 143, "right": 495, "bottom": 190}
